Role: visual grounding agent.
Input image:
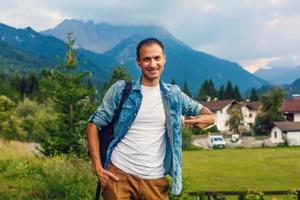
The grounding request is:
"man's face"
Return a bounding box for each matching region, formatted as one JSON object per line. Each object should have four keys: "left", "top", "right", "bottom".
{"left": 136, "top": 43, "right": 166, "bottom": 86}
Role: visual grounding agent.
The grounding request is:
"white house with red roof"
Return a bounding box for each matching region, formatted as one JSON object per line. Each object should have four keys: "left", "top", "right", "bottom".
{"left": 241, "top": 101, "right": 261, "bottom": 130}
{"left": 270, "top": 96, "right": 300, "bottom": 146}
{"left": 200, "top": 100, "right": 236, "bottom": 132}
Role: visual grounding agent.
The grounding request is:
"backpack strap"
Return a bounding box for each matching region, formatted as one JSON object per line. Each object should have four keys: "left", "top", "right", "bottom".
{"left": 110, "top": 81, "right": 132, "bottom": 125}
{"left": 95, "top": 80, "right": 131, "bottom": 200}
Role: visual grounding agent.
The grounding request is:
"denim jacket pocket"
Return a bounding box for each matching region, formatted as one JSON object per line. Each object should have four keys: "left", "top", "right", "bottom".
{"left": 119, "top": 100, "right": 135, "bottom": 122}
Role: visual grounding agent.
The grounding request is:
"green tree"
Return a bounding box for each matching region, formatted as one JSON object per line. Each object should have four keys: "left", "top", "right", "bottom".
{"left": 225, "top": 81, "right": 234, "bottom": 99}
{"left": 14, "top": 98, "right": 58, "bottom": 142}
{"left": 197, "top": 79, "right": 217, "bottom": 101}
{"left": 218, "top": 85, "right": 226, "bottom": 100}
{"left": 209, "top": 79, "right": 217, "bottom": 98}
{"left": 197, "top": 80, "right": 209, "bottom": 101}
{"left": 39, "top": 33, "right": 94, "bottom": 156}
{"left": 254, "top": 87, "right": 284, "bottom": 135}
{"left": 182, "top": 81, "right": 192, "bottom": 97}
{"left": 226, "top": 103, "right": 245, "bottom": 136}
{"left": 0, "top": 95, "right": 25, "bottom": 140}
{"left": 233, "top": 85, "right": 243, "bottom": 101}
{"left": 100, "top": 66, "right": 130, "bottom": 102}
{"left": 250, "top": 88, "right": 259, "bottom": 101}
{"left": 171, "top": 78, "right": 176, "bottom": 85}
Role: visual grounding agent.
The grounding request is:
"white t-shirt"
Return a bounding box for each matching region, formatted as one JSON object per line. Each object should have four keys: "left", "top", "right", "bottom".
{"left": 111, "top": 84, "right": 166, "bottom": 179}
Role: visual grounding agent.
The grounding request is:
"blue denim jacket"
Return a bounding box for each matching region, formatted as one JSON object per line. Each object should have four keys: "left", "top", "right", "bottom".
{"left": 89, "top": 78, "right": 203, "bottom": 195}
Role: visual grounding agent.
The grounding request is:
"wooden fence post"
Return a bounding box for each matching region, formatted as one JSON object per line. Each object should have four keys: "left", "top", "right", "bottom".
{"left": 297, "top": 189, "right": 300, "bottom": 200}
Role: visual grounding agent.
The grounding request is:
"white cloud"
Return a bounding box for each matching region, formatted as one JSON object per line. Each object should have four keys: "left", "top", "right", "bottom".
{"left": 0, "top": 0, "right": 299, "bottom": 73}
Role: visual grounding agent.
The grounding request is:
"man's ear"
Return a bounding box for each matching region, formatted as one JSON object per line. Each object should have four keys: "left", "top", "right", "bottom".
{"left": 136, "top": 57, "right": 140, "bottom": 67}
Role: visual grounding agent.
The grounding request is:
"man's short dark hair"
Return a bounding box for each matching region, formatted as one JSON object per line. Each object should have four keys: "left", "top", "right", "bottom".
{"left": 136, "top": 38, "right": 165, "bottom": 59}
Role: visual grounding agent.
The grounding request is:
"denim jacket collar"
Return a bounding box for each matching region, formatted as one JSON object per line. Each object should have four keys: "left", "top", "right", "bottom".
{"left": 132, "top": 77, "right": 172, "bottom": 97}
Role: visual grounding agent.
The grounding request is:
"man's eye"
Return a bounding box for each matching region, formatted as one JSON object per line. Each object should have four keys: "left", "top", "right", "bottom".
{"left": 154, "top": 56, "right": 162, "bottom": 61}
{"left": 143, "top": 58, "right": 150, "bottom": 62}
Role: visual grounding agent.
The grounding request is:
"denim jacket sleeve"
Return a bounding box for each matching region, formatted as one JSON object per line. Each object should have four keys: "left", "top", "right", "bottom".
{"left": 179, "top": 91, "right": 203, "bottom": 116}
{"left": 89, "top": 80, "right": 126, "bottom": 129}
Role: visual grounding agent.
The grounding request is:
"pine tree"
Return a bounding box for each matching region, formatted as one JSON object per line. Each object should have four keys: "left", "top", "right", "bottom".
{"left": 218, "top": 85, "right": 226, "bottom": 100}
{"left": 182, "top": 81, "right": 192, "bottom": 97}
{"left": 100, "top": 66, "right": 130, "bottom": 102}
{"left": 250, "top": 88, "right": 259, "bottom": 101}
{"left": 171, "top": 78, "right": 176, "bottom": 85}
{"left": 233, "top": 85, "right": 242, "bottom": 101}
{"left": 40, "top": 33, "right": 94, "bottom": 156}
{"left": 225, "top": 81, "right": 234, "bottom": 99}
{"left": 253, "top": 87, "right": 284, "bottom": 135}
{"left": 197, "top": 80, "right": 210, "bottom": 101}
{"left": 208, "top": 79, "right": 217, "bottom": 98}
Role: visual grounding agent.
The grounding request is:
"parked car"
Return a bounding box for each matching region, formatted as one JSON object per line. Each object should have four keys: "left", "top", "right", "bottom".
{"left": 207, "top": 135, "right": 226, "bottom": 149}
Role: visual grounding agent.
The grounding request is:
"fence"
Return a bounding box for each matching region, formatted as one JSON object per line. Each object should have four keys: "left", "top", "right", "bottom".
{"left": 189, "top": 190, "right": 300, "bottom": 199}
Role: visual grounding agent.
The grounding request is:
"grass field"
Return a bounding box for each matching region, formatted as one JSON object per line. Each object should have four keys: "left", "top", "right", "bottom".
{"left": 182, "top": 147, "right": 300, "bottom": 196}
{"left": 1, "top": 139, "right": 300, "bottom": 199}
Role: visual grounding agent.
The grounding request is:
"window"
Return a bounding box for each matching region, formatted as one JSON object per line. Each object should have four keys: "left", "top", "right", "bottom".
{"left": 274, "top": 131, "right": 277, "bottom": 139}
{"left": 249, "top": 113, "right": 252, "bottom": 118}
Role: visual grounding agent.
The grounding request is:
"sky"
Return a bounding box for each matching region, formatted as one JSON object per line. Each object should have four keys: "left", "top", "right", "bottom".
{"left": 1, "top": 0, "right": 300, "bottom": 73}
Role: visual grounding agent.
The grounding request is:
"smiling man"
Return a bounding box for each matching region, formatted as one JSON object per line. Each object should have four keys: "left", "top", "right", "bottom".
{"left": 87, "top": 38, "right": 214, "bottom": 200}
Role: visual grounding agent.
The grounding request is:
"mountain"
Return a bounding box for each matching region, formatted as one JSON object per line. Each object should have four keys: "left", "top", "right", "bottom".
{"left": 254, "top": 66, "right": 300, "bottom": 85}
{"left": 1, "top": 21, "right": 268, "bottom": 93}
{"left": 41, "top": 20, "right": 268, "bottom": 93}
{"left": 41, "top": 19, "right": 176, "bottom": 53}
{"left": 0, "top": 23, "right": 111, "bottom": 80}
{"left": 96, "top": 35, "right": 268, "bottom": 92}
{"left": 0, "top": 40, "right": 54, "bottom": 74}
{"left": 291, "top": 78, "right": 300, "bottom": 93}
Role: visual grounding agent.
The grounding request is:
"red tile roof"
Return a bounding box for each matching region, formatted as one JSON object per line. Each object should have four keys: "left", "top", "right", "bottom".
{"left": 273, "top": 121, "right": 300, "bottom": 132}
{"left": 243, "top": 101, "right": 261, "bottom": 110}
{"left": 279, "top": 98, "right": 300, "bottom": 112}
{"left": 200, "top": 100, "right": 236, "bottom": 112}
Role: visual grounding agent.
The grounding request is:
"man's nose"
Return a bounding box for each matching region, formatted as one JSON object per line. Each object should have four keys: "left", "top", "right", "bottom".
{"left": 149, "top": 59, "right": 156, "bottom": 67}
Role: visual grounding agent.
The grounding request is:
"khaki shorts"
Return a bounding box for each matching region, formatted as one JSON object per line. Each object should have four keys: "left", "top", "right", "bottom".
{"left": 102, "top": 164, "right": 169, "bottom": 200}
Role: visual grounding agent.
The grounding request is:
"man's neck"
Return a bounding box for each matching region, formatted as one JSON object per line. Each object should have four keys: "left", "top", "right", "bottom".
{"left": 141, "top": 77, "right": 160, "bottom": 87}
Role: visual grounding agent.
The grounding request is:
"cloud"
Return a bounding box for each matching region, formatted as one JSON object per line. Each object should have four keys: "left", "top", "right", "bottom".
{"left": 0, "top": 0, "right": 299, "bottom": 72}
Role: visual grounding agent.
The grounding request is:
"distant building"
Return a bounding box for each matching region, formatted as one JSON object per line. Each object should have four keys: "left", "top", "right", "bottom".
{"left": 270, "top": 121, "right": 300, "bottom": 146}
{"left": 241, "top": 101, "right": 261, "bottom": 130}
{"left": 270, "top": 97, "right": 300, "bottom": 146}
{"left": 279, "top": 98, "right": 300, "bottom": 122}
{"left": 200, "top": 100, "right": 236, "bottom": 132}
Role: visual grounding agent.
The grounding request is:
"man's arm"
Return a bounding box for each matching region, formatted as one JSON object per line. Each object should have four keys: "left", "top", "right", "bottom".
{"left": 86, "top": 81, "right": 125, "bottom": 185}
{"left": 182, "top": 106, "right": 215, "bottom": 129}
{"left": 87, "top": 123, "right": 119, "bottom": 185}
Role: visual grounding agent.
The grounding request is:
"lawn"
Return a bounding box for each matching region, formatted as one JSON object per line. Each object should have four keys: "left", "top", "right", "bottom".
{"left": 1, "top": 139, "right": 300, "bottom": 199}
{"left": 183, "top": 147, "right": 300, "bottom": 192}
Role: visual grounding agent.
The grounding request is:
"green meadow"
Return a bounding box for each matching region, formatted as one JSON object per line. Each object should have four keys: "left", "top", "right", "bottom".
{"left": 182, "top": 148, "right": 300, "bottom": 192}
{"left": 1, "top": 140, "right": 300, "bottom": 199}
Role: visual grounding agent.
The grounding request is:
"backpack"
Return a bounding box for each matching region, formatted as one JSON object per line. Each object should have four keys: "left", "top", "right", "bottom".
{"left": 95, "top": 81, "right": 131, "bottom": 200}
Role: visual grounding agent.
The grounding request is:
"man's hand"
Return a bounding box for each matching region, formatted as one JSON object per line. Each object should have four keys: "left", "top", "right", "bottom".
{"left": 182, "top": 115, "right": 215, "bottom": 130}
{"left": 182, "top": 106, "right": 215, "bottom": 130}
{"left": 92, "top": 163, "right": 119, "bottom": 187}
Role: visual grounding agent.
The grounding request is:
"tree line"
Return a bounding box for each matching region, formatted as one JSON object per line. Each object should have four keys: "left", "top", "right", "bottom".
{"left": 176, "top": 79, "right": 259, "bottom": 102}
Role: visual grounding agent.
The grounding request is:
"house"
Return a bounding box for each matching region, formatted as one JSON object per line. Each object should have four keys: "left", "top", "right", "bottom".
{"left": 270, "top": 121, "right": 300, "bottom": 146}
{"left": 270, "top": 96, "right": 300, "bottom": 146}
{"left": 241, "top": 101, "right": 261, "bottom": 130}
{"left": 200, "top": 100, "right": 236, "bottom": 132}
{"left": 279, "top": 98, "right": 300, "bottom": 122}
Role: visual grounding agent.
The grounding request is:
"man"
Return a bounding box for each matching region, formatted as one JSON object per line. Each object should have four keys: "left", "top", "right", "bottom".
{"left": 87, "top": 38, "right": 214, "bottom": 200}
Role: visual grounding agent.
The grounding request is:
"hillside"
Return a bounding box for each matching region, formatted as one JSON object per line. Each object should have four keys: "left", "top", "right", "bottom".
{"left": 41, "top": 19, "right": 176, "bottom": 53}
{"left": 254, "top": 66, "right": 300, "bottom": 85}
{"left": 1, "top": 21, "right": 269, "bottom": 93}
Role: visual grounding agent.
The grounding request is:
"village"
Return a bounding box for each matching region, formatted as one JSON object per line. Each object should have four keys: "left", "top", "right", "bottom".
{"left": 193, "top": 94, "right": 300, "bottom": 149}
